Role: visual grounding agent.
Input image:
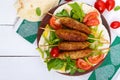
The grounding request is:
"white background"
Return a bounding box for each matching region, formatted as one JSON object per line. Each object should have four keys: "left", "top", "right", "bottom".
{"left": 0, "top": 0, "right": 120, "bottom": 80}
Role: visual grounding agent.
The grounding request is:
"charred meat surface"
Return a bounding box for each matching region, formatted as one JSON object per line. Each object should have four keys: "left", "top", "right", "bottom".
{"left": 55, "top": 29, "right": 88, "bottom": 41}
{"left": 58, "top": 41, "right": 90, "bottom": 51}
{"left": 57, "top": 49, "right": 92, "bottom": 59}
{"left": 60, "top": 17, "right": 91, "bottom": 34}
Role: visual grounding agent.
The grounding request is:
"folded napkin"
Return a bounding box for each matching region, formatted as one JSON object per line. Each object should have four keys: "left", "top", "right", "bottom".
{"left": 16, "top": 20, "right": 40, "bottom": 43}
{"left": 89, "top": 36, "right": 120, "bottom": 80}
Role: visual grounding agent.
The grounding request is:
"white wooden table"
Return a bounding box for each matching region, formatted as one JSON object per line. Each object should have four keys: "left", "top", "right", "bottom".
{"left": 0, "top": 0, "right": 120, "bottom": 80}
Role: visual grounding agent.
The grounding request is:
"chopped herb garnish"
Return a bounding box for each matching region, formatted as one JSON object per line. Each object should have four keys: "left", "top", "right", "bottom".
{"left": 69, "top": 2, "right": 85, "bottom": 22}
{"left": 56, "top": 9, "right": 69, "bottom": 17}
{"left": 114, "top": 6, "right": 120, "bottom": 11}
{"left": 36, "top": 7, "right": 41, "bottom": 16}
{"left": 47, "top": 59, "right": 64, "bottom": 71}
{"left": 88, "top": 34, "right": 95, "bottom": 43}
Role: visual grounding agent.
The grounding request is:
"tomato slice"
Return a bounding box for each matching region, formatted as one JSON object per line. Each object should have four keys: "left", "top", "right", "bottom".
{"left": 49, "top": 17, "right": 62, "bottom": 30}
{"left": 106, "top": 0, "right": 115, "bottom": 11}
{"left": 86, "top": 18, "right": 100, "bottom": 26}
{"left": 94, "top": 0, "right": 106, "bottom": 13}
{"left": 76, "top": 59, "right": 92, "bottom": 70}
{"left": 83, "top": 12, "right": 98, "bottom": 23}
{"left": 50, "top": 47, "right": 59, "bottom": 58}
{"left": 88, "top": 54, "right": 104, "bottom": 64}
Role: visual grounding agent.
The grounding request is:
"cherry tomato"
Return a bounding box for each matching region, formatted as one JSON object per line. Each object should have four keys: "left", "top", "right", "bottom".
{"left": 88, "top": 54, "right": 104, "bottom": 64}
{"left": 49, "top": 17, "right": 62, "bottom": 30}
{"left": 50, "top": 47, "right": 59, "bottom": 58}
{"left": 94, "top": 0, "right": 106, "bottom": 13}
{"left": 76, "top": 59, "right": 92, "bottom": 70}
{"left": 110, "top": 21, "right": 120, "bottom": 29}
{"left": 106, "top": 0, "right": 115, "bottom": 11}
{"left": 83, "top": 11, "right": 98, "bottom": 23}
{"left": 86, "top": 18, "right": 100, "bottom": 26}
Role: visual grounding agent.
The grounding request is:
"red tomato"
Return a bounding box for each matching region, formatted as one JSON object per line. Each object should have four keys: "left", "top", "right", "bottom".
{"left": 94, "top": 0, "right": 106, "bottom": 13}
{"left": 106, "top": 0, "right": 115, "bottom": 11}
{"left": 50, "top": 47, "right": 59, "bottom": 57}
{"left": 83, "top": 12, "right": 98, "bottom": 23}
{"left": 76, "top": 59, "right": 92, "bottom": 70}
{"left": 49, "top": 17, "right": 62, "bottom": 30}
{"left": 86, "top": 18, "right": 100, "bottom": 26}
{"left": 88, "top": 54, "right": 104, "bottom": 64}
{"left": 110, "top": 21, "right": 120, "bottom": 29}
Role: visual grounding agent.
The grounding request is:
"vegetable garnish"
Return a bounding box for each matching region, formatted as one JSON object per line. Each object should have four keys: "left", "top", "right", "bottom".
{"left": 49, "top": 16, "right": 62, "bottom": 30}
{"left": 36, "top": 7, "right": 41, "bottom": 16}
{"left": 83, "top": 11, "right": 100, "bottom": 26}
{"left": 114, "top": 6, "right": 120, "bottom": 11}
{"left": 88, "top": 54, "right": 104, "bottom": 64}
{"left": 68, "top": 2, "right": 85, "bottom": 22}
{"left": 76, "top": 59, "right": 92, "bottom": 71}
{"left": 47, "top": 58, "right": 64, "bottom": 71}
{"left": 36, "top": 47, "right": 44, "bottom": 58}
{"left": 65, "top": 57, "right": 85, "bottom": 75}
{"left": 50, "top": 47, "right": 59, "bottom": 58}
{"left": 55, "top": 9, "right": 69, "bottom": 17}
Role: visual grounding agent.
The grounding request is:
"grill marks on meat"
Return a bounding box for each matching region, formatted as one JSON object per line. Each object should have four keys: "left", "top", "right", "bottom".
{"left": 56, "top": 29, "right": 88, "bottom": 41}
{"left": 58, "top": 42, "right": 90, "bottom": 51}
{"left": 60, "top": 17, "right": 91, "bottom": 34}
{"left": 58, "top": 49, "right": 92, "bottom": 59}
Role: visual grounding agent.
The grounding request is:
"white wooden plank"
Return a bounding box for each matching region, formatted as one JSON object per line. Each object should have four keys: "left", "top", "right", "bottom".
{"left": 0, "top": 57, "right": 91, "bottom": 80}
{"left": 0, "top": 0, "right": 17, "bottom": 25}
{"left": 0, "top": 26, "right": 39, "bottom": 56}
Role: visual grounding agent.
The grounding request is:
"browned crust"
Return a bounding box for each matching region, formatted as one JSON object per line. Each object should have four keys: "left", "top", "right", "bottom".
{"left": 57, "top": 49, "right": 92, "bottom": 59}
{"left": 58, "top": 41, "right": 90, "bottom": 51}
{"left": 60, "top": 17, "right": 91, "bottom": 34}
{"left": 56, "top": 29, "right": 88, "bottom": 41}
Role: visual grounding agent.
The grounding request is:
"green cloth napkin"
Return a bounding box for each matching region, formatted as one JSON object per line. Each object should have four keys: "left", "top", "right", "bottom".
{"left": 89, "top": 36, "right": 120, "bottom": 80}
{"left": 16, "top": 20, "right": 40, "bottom": 43}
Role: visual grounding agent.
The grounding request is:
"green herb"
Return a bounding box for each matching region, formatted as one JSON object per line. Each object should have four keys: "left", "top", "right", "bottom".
{"left": 49, "top": 31, "right": 61, "bottom": 45}
{"left": 45, "top": 50, "right": 50, "bottom": 58}
{"left": 49, "top": 39, "right": 61, "bottom": 45}
{"left": 87, "top": 34, "right": 95, "bottom": 43}
{"left": 77, "top": 69, "right": 85, "bottom": 73}
{"left": 114, "top": 6, "right": 120, "bottom": 11}
{"left": 56, "top": 9, "right": 69, "bottom": 17}
{"left": 65, "top": 57, "right": 78, "bottom": 75}
{"left": 47, "top": 59, "right": 64, "bottom": 71}
{"left": 36, "top": 47, "right": 44, "bottom": 58}
{"left": 36, "top": 7, "right": 41, "bottom": 16}
{"left": 69, "top": 2, "right": 85, "bottom": 22}
{"left": 49, "top": 31, "right": 57, "bottom": 42}
{"left": 70, "top": 9, "right": 79, "bottom": 20}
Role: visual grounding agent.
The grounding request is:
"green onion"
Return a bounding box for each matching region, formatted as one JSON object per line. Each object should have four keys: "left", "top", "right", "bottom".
{"left": 36, "top": 47, "right": 44, "bottom": 58}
